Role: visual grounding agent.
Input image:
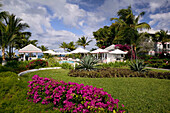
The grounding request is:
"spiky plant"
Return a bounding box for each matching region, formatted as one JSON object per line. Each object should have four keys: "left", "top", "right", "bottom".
{"left": 76, "top": 55, "right": 99, "bottom": 70}
{"left": 128, "top": 59, "right": 148, "bottom": 73}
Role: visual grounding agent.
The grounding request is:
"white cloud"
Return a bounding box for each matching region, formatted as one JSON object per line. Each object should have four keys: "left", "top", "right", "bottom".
{"left": 149, "top": 2, "right": 161, "bottom": 13}
{"left": 149, "top": 12, "right": 170, "bottom": 30}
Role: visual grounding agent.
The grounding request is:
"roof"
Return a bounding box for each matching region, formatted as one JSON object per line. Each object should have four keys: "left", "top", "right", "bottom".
{"left": 90, "top": 48, "right": 108, "bottom": 53}
{"left": 104, "top": 44, "right": 115, "bottom": 51}
{"left": 18, "top": 44, "right": 42, "bottom": 53}
{"left": 109, "top": 49, "right": 128, "bottom": 54}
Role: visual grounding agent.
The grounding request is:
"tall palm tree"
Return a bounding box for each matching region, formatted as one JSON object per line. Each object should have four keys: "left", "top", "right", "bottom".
{"left": 0, "top": 11, "right": 10, "bottom": 62}
{"left": 59, "top": 42, "right": 68, "bottom": 52}
{"left": 0, "top": 12, "right": 30, "bottom": 62}
{"left": 38, "top": 45, "right": 48, "bottom": 51}
{"left": 76, "top": 36, "right": 92, "bottom": 49}
{"left": 110, "top": 6, "right": 151, "bottom": 59}
{"left": 152, "top": 30, "right": 169, "bottom": 53}
{"left": 67, "top": 41, "right": 76, "bottom": 52}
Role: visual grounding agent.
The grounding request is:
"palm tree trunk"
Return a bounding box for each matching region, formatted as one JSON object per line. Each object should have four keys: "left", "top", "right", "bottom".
{"left": 9, "top": 45, "right": 12, "bottom": 59}
{"left": 2, "top": 47, "right": 5, "bottom": 61}
{"left": 131, "top": 44, "right": 133, "bottom": 61}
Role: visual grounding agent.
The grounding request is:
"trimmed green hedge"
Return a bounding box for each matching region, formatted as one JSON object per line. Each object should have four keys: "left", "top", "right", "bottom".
{"left": 68, "top": 68, "right": 170, "bottom": 79}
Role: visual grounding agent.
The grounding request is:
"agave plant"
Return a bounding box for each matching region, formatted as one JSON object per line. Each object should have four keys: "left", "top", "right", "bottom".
{"left": 128, "top": 59, "right": 148, "bottom": 73}
{"left": 76, "top": 55, "right": 99, "bottom": 70}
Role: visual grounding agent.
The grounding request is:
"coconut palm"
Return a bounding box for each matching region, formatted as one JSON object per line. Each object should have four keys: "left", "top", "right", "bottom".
{"left": 76, "top": 36, "right": 92, "bottom": 49}
{"left": 67, "top": 41, "right": 76, "bottom": 52}
{"left": 38, "top": 45, "right": 48, "bottom": 51}
{"left": 0, "top": 12, "right": 30, "bottom": 62}
{"left": 110, "top": 6, "right": 150, "bottom": 60}
{"left": 60, "top": 42, "right": 68, "bottom": 52}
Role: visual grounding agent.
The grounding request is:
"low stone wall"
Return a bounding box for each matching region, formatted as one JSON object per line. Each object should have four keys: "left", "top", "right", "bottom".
{"left": 18, "top": 67, "right": 62, "bottom": 76}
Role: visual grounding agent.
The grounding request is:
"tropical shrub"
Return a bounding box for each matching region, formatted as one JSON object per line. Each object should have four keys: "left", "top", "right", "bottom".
{"left": 76, "top": 55, "right": 99, "bottom": 70}
{"left": 145, "top": 59, "right": 170, "bottom": 69}
{"left": 26, "top": 59, "right": 48, "bottom": 69}
{"left": 61, "top": 63, "right": 73, "bottom": 69}
{"left": 3, "top": 60, "right": 28, "bottom": 73}
{"left": 0, "top": 71, "right": 18, "bottom": 78}
{"left": 129, "top": 60, "right": 148, "bottom": 73}
{"left": 99, "top": 61, "right": 129, "bottom": 68}
{"left": 68, "top": 68, "right": 170, "bottom": 79}
{"left": 27, "top": 75, "right": 126, "bottom": 113}
{"left": 46, "top": 57, "right": 60, "bottom": 67}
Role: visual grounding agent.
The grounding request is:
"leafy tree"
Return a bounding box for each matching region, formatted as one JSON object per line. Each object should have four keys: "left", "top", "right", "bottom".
{"left": 137, "top": 32, "right": 154, "bottom": 54}
{"left": 76, "top": 36, "right": 92, "bottom": 49}
{"left": 93, "top": 25, "right": 117, "bottom": 48}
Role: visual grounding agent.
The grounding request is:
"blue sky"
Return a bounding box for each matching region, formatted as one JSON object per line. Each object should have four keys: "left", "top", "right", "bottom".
{"left": 2, "top": 0, "right": 170, "bottom": 52}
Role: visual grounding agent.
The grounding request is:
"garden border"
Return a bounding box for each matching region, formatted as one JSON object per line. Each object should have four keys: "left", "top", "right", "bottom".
{"left": 18, "top": 67, "right": 62, "bottom": 76}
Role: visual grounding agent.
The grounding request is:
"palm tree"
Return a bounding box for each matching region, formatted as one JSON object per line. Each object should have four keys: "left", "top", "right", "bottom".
{"left": 67, "top": 41, "right": 76, "bottom": 52}
{"left": 14, "top": 32, "right": 32, "bottom": 50}
{"left": 76, "top": 36, "right": 92, "bottom": 49}
{"left": 152, "top": 30, "right": 169, "bottom": 53}
{"left": 0, "top": 11, "right": 10, "bottom": 63}
{"left": 59, "top": 42, "right": 68, "bottom": 52}
{"left": 0, "top": 12, "right": 30, "bottom": 62}
{"left": 38, "top": 45, "right": 48, "bottom": 51}
{"left": 110, "top": 6, "right": 151, "bottom": 60}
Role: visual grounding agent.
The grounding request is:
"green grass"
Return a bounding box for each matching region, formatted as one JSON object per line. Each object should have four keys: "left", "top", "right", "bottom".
{"left": 22, "top": 69, "right": 170, "bottom": 113}
{"left": 1, "top": 69, "right": 170, "bottom": 113}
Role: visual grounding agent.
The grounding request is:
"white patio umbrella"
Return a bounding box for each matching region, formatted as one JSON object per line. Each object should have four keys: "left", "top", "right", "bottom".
{"left": 70, "top": 47, "right": 90, "bottom": 54}
{"left": 109, "top": 49, "right": 128, "bottom": 54}
{"left": 90, "top": 48, "right": 109, "bottom": 59}
{"left": 43, "top": 50, "right": 56, "bottom": 55}
{"left": 53, "top": 52, "right": 70, "bottom": 55}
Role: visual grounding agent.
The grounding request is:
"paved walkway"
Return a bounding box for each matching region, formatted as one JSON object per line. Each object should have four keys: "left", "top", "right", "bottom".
{"left": 18, "top": 67, "right": 62, "bottom": 76}
{"left": 146, "top": 67, "right": 170, "bottom": 71}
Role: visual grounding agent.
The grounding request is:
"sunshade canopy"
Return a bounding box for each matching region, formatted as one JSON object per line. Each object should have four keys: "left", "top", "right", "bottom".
{"left": 18, "top": 44, "right": 42, "bottom": 53}
{"left": 90, "top": 48, "right": 108, "bottom": 53}
{"left": 53, "top": 52, "right": 70, "bottom": 55}
{"left": 109, "top": 49, "right": 127, "bottom": 54}
{"left": 43, "top": 50, "right": 56, "bottom": 54}
{"left": 70, "top": 48, "right": 90, "bottom": 54}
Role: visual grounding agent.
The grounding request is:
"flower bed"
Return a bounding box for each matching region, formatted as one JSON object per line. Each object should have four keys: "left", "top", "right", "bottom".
{"left": 27, "top": 75, "right": 126, "bottom": 113}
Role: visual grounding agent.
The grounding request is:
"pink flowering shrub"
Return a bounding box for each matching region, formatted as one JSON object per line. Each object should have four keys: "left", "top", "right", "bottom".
{"left": 27, "top": 75, "right": 126, "bottom": 113}
{"left": 26, "top": 59, "right": 48, "bottom": 69}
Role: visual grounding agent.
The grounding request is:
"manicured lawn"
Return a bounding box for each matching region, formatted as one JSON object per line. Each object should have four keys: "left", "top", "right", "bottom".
{"left": 22, "top": 69, "right": 170, "bottom": 113}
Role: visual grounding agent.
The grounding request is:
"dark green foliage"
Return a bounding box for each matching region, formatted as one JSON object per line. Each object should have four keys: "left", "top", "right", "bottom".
{"left": 61, "top": 63, "right": 73, "bottom": 69}
{"left": 3, "top": 60, "right": 28, "bottom": 73}
{"left": 76, "top": 55, "right": 99, "bottom": 70}
{"left": 0, "top": 71, "right": 18, "bottom": 77}
{"left": 145, "top": 59, "right": 170, "bottom": 69}
{"left": 128, "top": 60, "right": 148, "bottom": 72}
{"left": 68, "top": 68, "right": 170, "bottom": 79}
